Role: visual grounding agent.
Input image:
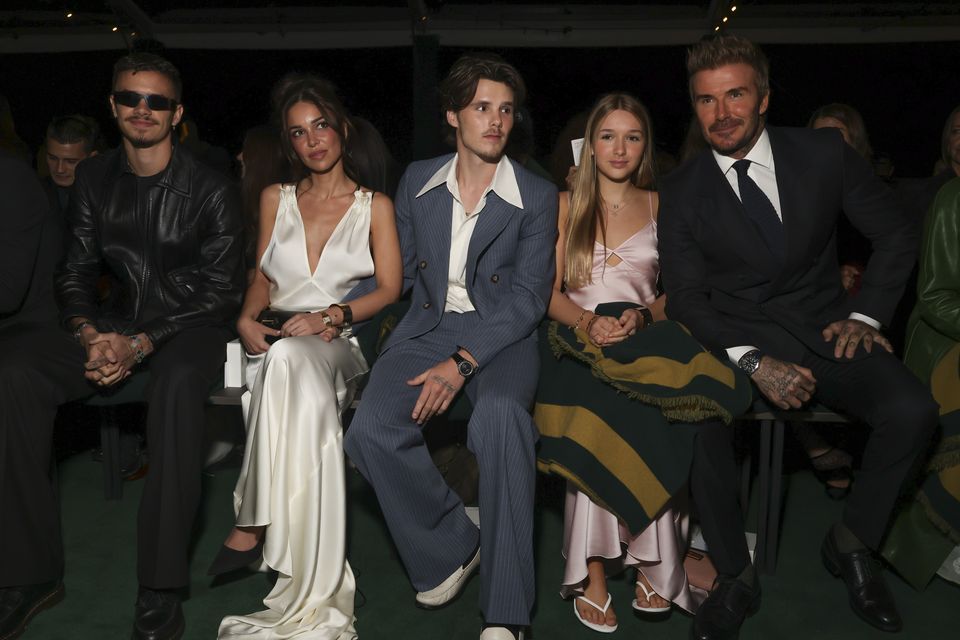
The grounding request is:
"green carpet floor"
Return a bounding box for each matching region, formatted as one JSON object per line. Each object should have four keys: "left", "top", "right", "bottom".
{"left": 21, "top": 425, "right": 959, "bottom": 639}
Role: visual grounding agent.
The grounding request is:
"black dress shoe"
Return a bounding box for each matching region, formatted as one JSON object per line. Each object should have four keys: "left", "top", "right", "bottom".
{"left": 821, "top": 531, "right": 902, "bottom": 632}
{"left": 690, "top": 574, "right": 761, "bottom": 640}
{"left": 0, "top": 581, "right": 64, "bottom": 640}
{"left": 132, "top": 588, "right": 184, "bottom": 640}
{"left": 206, "top": 538, "right": 264, "bottom": 576}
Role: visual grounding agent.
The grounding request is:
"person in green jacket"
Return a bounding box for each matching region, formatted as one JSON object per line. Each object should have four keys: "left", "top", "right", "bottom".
{"left": 882, "top": 177, "right": 960, "bottom": 588}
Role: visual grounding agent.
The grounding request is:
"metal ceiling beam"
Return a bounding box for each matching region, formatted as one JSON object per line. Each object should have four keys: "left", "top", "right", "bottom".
{"left": 1, "top": 4, "right": 958, "bottom": 53}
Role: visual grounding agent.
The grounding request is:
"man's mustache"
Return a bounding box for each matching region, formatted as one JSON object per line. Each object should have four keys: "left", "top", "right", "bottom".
{"left": 710, "top": 117, "right": 743, "bottom": 132}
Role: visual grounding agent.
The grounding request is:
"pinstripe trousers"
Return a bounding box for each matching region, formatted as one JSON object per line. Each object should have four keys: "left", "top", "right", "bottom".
{"left": 344, "top": 311, "right": 539, "bottom": 626}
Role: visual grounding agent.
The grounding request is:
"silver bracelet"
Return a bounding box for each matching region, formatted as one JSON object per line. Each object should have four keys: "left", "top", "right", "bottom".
{"left": 129, "top": 335, "right": 146, "bottom": 364}
{"left": 72, "top": 321, "right": 94, "bottom": 343}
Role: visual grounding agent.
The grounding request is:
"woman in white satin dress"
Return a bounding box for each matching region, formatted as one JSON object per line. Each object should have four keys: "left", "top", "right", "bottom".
{"left": 212, "top": 73, "right": 401, "bottom": 639}
{"left": 546, "top": 94, "right": 699, "bottom": 633}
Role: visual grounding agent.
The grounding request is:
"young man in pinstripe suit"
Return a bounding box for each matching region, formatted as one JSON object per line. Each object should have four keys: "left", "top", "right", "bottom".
{"left": 344, "top": 53, "right": 558, "bottom": 640}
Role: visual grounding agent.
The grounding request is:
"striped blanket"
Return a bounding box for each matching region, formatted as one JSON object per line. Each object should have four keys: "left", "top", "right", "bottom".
{"left": 883, "top": 343, "right": 960, "bottom": 588}
{"left": 534, "top": 304, "right": 753, "bottom": 533}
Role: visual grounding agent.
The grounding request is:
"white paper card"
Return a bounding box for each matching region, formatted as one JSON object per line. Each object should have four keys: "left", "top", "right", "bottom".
{"left": 571, "top": 138, "right": 584, "bottom": 167}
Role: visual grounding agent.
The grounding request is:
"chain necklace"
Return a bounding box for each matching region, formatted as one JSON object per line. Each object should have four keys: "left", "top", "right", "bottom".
{"left": 606, "top": 195, "right": 629, "bottom": 215}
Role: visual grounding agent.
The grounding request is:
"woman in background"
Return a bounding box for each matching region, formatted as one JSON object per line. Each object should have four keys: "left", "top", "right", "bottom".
{"left": 798, "top": 103, "right": 877, "bottom": 500}
{"left": 236, "top": 124, "right": 290, "bottom": 271}
{"left": 882, "top": 178, "right": 960, "bottom": 589}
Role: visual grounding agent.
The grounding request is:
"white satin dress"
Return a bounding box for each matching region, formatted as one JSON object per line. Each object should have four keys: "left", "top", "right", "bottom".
{"left": 561, "top": 207, "right": 700, "bottom": 614}
{"left": 219, "top": 185, "right": 374, "bottom": 639}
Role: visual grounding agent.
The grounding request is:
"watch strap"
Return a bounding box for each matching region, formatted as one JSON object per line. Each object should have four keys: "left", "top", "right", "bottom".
{"left": 451, "top": 350, "right": 476, "bottom": 378}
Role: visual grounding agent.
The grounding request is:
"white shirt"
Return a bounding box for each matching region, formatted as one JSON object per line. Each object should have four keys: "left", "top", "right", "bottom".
{"left": 713, "top": 128, "right": 783, "bottom": 222}
{"left": 713, "top": 129, "right": 880, "bottom": 366}
{"left": 416, "top": 154, "right": 523, "bottom": 313}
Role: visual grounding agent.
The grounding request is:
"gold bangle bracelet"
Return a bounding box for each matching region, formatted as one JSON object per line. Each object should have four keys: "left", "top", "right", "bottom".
{"left": 585, "top": 315, "right": 600, "bottom": 334}
{"left": 571, "top": 309, "right": 588, "bottom": 330}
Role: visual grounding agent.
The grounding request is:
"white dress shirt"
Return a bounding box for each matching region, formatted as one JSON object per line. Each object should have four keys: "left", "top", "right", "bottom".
{"left": 416, "top": 154, "right": 524, "bottom": 313}
{"left": 713, "top": 129, "right": 880, "bottom": 366}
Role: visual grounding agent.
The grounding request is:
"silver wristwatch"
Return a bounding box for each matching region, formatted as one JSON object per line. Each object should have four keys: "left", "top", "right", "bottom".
{"left": 738, "top": 349, "right": 763, "bottom": 375}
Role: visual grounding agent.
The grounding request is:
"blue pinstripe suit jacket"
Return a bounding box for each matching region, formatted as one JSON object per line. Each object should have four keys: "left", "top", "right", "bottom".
{"left": 382, "top": 154, "right": 559, "bottom": 367}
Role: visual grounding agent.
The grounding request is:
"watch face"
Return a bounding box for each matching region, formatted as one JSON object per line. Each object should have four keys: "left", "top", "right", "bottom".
{"left": 457, "top": 360, "right": 474, "bottom": 377}
{"left": 740, "top": 351, "right": 761, "bottom": 374}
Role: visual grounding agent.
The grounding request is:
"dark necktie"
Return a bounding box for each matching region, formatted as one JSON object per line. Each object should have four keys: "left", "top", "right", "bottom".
{"left": 733, "top": 159, "right": 785, "bottom": 258}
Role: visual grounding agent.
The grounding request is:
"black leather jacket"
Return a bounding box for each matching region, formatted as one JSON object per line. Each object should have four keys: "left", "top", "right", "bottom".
{"left": 56, "top": 145, "right": 245, "bottom": 347}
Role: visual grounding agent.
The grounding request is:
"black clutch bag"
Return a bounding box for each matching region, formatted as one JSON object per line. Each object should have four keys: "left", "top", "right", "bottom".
{"left": 257, "top": 308, "right": 298, "bottom": 344}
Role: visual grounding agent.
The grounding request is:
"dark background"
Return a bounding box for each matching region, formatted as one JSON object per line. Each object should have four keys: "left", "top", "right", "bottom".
{"left": 2, "top": 39, "right": 958, "bottom": 177}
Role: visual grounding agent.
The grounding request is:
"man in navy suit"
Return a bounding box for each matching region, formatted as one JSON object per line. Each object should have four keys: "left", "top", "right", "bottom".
{"left": 659, "top": 36, "right": 937, "bottom": 639}
{"left": 344, "top": 53, "right": 557, "bottom": 640}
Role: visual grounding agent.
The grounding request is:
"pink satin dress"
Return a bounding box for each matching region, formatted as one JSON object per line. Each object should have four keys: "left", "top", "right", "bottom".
{"left": 561, "top": 208, "right": 700, "bottom": 613}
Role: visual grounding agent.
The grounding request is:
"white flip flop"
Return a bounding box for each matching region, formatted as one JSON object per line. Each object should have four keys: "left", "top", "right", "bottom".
{"left": 631, "top": 574, "right": 672, "bottom": 614}
{"left": 573, "top": 592, "right": 618, "bottom": 633}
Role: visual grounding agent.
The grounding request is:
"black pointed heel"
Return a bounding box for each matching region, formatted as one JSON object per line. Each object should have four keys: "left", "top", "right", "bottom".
{"left": 207, "top": 538, "right": 264, "bottom": 576}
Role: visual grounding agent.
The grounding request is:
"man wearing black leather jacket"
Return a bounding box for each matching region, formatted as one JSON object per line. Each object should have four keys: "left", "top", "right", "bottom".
{"left": 0, "top": 52, "right": 244, "bottom": 640}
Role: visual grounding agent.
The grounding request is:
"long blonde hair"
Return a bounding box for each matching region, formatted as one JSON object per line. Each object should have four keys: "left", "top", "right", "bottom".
{"left": 565, "top": 93, "right": 655, "bottom": 288}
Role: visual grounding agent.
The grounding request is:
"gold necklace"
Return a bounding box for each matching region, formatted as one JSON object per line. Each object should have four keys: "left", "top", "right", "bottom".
{"left": 606, "top": 195, "right": 629, "bottom": 214}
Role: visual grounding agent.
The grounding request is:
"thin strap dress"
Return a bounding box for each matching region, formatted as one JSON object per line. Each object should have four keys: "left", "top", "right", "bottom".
{"left": 220, "top": 185, "right": 374, "bottom": 639}
{"left": 540, "top": 192, "right": 701, "bottom": 612}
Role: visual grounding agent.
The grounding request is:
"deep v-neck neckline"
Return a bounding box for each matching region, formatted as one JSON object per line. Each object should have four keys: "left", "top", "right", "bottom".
{"left": 293, "top": 189, "right": 360, "bottom": 278}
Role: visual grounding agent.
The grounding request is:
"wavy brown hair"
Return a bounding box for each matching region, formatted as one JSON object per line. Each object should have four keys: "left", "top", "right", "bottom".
{"left": 565, "top": 93, "right": 656, "bottom": 289}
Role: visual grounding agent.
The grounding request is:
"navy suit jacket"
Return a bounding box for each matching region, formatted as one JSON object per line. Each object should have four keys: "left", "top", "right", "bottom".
{"left": 658, "top": 126, "right": 918, "bottom": 363}
{"left": 383, "top": 154, "right": 558, "bottom": 367}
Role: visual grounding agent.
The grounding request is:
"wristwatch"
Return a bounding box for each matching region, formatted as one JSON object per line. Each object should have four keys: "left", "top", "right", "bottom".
{"left": 737, "top": 349, "right": 764, "bottom": 375}
{"left": 451, "top": 350, "right": 477, "bottom": 379}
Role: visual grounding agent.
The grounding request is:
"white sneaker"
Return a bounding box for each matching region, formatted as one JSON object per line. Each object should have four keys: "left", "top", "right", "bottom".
{"left": 479, "top": 627, "right": 524, "bottom": 640}
{"left": 414, "top": 545, "right": 480, "bottom": 609}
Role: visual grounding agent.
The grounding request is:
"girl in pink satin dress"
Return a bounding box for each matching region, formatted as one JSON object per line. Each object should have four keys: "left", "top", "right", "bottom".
{"left": 544, "top": 93, "right": 701, "bottom": 633}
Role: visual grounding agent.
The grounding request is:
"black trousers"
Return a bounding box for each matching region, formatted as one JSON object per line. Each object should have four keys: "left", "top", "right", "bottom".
{"left": 689, "top": 347, "right": 939, "bottom": 577}
{"left": 0, "top": 324, "right": 230, "bottom": 589}
{"left": 801, "top": 348, "right": 938, "bottom": 550}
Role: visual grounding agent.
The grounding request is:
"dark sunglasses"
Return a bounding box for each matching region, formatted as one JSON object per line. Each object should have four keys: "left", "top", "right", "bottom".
{"left": 112, "top": 91, "right": 178, "bottom": 111}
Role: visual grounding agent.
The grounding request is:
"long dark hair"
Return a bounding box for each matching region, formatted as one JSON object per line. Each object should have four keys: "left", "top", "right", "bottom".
{"left": 348, "top": 116, "right": 400, "bottom": 198}
{"left": 239, "top": 124, "right": 290, "bottom": 263}
{"left": 270, "top": 73, "right": 357, "bottom": 185}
